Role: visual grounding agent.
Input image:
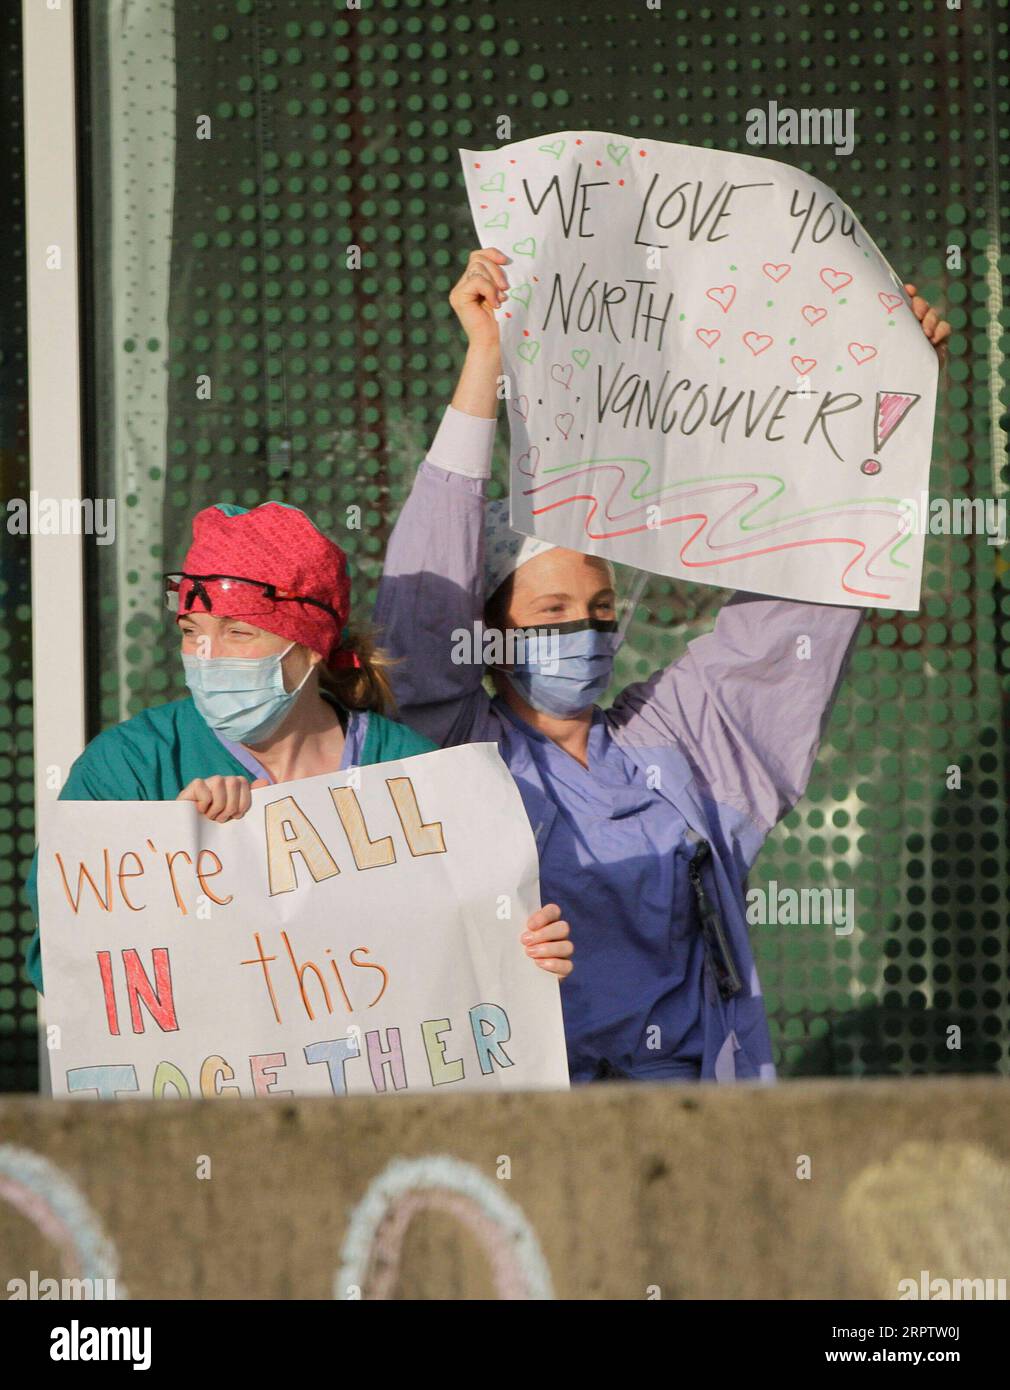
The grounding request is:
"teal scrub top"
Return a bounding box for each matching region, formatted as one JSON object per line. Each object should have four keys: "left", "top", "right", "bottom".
{"left": 23, "top": 695, "right": 436, "bottom": 993}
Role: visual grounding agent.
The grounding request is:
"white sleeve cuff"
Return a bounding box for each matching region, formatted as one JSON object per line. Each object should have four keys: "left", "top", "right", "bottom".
{"left": 425, "top": 404, "right": 497, "bottom": 479}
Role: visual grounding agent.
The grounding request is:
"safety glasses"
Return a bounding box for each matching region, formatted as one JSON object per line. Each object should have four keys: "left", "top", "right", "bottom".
{"left": 164, "top": 572, "right": 343, "bottom": 622}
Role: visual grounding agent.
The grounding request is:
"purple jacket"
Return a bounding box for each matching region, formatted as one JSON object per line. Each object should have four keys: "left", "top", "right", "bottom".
{"left": 374, "top": 405, "right": 865, "bottom": 1081}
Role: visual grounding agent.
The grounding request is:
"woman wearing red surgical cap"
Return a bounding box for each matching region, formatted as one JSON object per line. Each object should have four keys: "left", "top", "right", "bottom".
{"left": 24, "top": 500, "right": 572, "bottom": 993}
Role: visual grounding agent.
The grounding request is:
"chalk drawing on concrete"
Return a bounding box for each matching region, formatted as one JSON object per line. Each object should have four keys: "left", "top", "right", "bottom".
{"left": 0, "top": 1144, "right": 126, "bottom": 1298}
{"left": 841, "top": 1139, "right": 1010, "bottom": 1299}
{"left": 335, "top": 1154, "right": 554, "bottom": 1300}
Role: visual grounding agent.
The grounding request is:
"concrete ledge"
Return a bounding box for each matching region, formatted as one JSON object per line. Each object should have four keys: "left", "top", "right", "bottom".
{"left": 2, "top": 1078, "right": 1009, "bottom": 1299}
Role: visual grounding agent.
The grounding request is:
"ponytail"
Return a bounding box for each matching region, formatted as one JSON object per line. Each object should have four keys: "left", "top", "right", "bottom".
{"left": 317, "top": 620, "right": 399, "bottom": 717}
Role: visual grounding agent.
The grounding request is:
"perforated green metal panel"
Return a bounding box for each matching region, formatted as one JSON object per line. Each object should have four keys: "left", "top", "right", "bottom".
{"left": 5, "top": 0, "right": 1008, "bottom": 1089}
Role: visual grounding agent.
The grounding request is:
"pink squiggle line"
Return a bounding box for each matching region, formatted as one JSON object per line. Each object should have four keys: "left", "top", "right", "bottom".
{"left": 524, "top": 464, "right": 913, "bottom": 598}
{"left": 365, "top": 1190, "right": 534, "bottom": 1301}
{"left": 530, "top": 488, "right": 889, "bottom": 600}
{"left": 526, "top": 465, "right": 909, "bottom": 569}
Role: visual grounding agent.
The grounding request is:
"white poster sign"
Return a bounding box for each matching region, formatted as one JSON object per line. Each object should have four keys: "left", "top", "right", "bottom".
{"left": 461, "top": 129, "right": 939, "bottom": 610}
{"left": 38, "top": 744, "right": 570, "bottom": 1098}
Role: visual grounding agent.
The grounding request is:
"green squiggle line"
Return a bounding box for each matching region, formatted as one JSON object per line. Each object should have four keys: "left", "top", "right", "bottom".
{"left": 539, "top": 456, "right": 910, "bottom": 540}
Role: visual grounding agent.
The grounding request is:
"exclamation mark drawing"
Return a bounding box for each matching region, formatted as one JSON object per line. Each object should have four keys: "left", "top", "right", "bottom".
{"left": 860, "top": 391, "right": 922, "bottom": 476}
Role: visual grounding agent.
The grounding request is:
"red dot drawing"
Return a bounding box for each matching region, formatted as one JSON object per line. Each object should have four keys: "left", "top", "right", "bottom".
{"left": 861, "top": 459, "right": 882, "bottom": 476}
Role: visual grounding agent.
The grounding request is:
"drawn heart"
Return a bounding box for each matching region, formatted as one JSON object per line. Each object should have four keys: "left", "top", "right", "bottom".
{"left": 555, "top": 413, "right": 575, "bottom": 440}
{"left": 516, "top": 446, "right": 541, "bottom": 478}
{"left": 743, "top": 331, "right": 773, "bottom": 356}
{"left": 706, "top": 285, "right": 737, "bottom": 314}
{"left": 791, "top": 356, "right": 817, "bottom": 375}
{"left": 848, "top": 341, "right": 877, "bottom": 365}
{"left": 696, "top": 328, "right": 721, "bottom": 348}
{"left": 820, "top": 267, "right": 853, "bottom": 294}
{"left": 484, "top": 211, "right": 509, "bottom": 229}
{"left": 517, "top": 339, "right": 541, "bottom": 364}
{"left": 507, "top": 283, "right": 532, "bottom": 308}
{"left": 878, "top": 292, "right": 904, "bottom": 313}
{"left": 551, "top": 363, "right": 574, "bottom": 390}
{"left": 512, "top": 237, "right": 537, "bottom": 258}
{"left": 511, "top": 395, "right": 530, "bottom": 422}
{"left": 762, "top": 262, "right": 791, "bottom": 283}
{"left": 571, "top": 348, "right": 591, "bottom": 369}
{"left": 607, "top": 142, "right": 629, "bottom": 165}
{"left": 802, "top": 304, "right": 828, "bottom": 326}
{"left": 479, "top": 172, "right": 505, "bottom": 193}
{"left": 538, "top": 140, "right": 566, "bottom": 159}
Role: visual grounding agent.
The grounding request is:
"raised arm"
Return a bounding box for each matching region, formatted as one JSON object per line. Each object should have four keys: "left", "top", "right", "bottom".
{"left": 609, "top": 592, "right": 865, "bottom": 851}
{"left": 374, "top": 404, "right": 498, "bottom": 746}
{"left": 373, "top": 248, "right": 511, "bottom": 747}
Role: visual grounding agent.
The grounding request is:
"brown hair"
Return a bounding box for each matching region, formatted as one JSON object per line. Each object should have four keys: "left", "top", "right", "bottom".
{"left": 317, "top": 620, "right": 399, "bottom": 717}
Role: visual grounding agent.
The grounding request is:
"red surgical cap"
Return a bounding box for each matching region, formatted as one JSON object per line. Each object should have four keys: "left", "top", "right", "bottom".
{"left": 176, "top": 502, "right": 357, "bottom": 670}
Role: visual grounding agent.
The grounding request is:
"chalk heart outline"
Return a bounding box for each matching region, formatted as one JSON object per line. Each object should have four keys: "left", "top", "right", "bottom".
{"left": 802, "top": 304, "right": 828, "bottom": 326}
{"left": 791, "top": 355, "right": 817, "bottom": 374}
{"left": 517, "top": 340, "right": 541, "bottom": 365}
{"left": 539, "top": 140, "right": 566, "bottom": 159}
{"left": 607, "top": 142, "right": 629, "bottom": 165}
{"left": 571, "top": 348, "right": 591, "bottom": 369}
{"left": 551, "top": 363, "right": 574, "bottom": 390}
{"left": 878, "top": 291, "right": 904, "bottom": 313}
{"left": 511, "top": 395, "right": 530, "bottom": 423}
{"left": 762, "top": 262, "right": 791, "bottom": 283}
{"left": 555, "top": 413, "right": 575, "bottom": 440}
{"left": 696, "top": 328, "right": 721, "bottom": 348}
{"left": 743, "top": 331, "right": 773, "bottom": 356}
{"left": 820, "top": 267, "right": 853, "bottom": 294}
{"left": 484, "top": 211, "right": 509, "bottom": 230}
{"left": 479, "top": 172, "right": 505, "bottom": 193}
{"left": 517, "top": 445, "right": 541, "bottom": 477}
{"left": 848, "top": 341, "right": 878, "bottom": 365}
{"left": 706, "top": 284, "right": 736, "bottom": 314}
{"left": 507, "top": 283, "right": 532, "bottom": 309}
{"left": 512, "top": 237, "right": 537, "bottom": 259}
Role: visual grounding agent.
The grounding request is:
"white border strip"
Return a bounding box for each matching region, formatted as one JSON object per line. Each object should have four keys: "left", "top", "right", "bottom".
{"left": 23, "top": 0, "right": 86, "bottom": 1087}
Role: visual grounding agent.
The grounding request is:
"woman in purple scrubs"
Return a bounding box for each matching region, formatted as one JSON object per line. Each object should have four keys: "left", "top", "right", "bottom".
{"left": 374, "top": 247, "right": 950, "bottom": 1085}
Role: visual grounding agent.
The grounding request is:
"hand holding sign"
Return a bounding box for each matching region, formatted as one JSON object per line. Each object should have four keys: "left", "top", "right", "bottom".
{"left": 459, "top": 130, "right": 942, "bottom": 610}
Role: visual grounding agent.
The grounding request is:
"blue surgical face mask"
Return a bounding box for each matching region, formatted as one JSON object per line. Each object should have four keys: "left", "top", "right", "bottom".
{"left": 502, "top": 620, "right": 618, "bottom": 718}
{"left": 182, "top": 641, "right": 313, "bottom": 744}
